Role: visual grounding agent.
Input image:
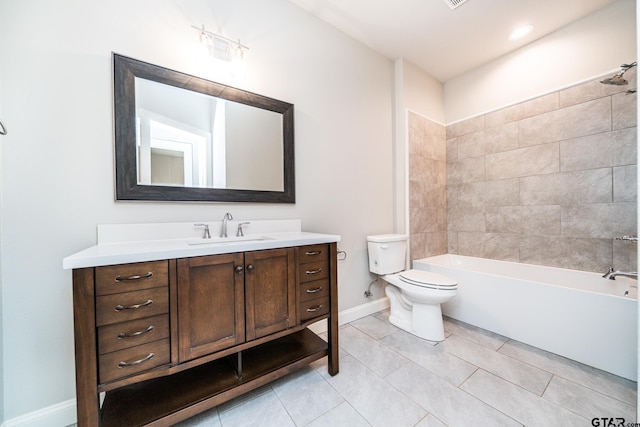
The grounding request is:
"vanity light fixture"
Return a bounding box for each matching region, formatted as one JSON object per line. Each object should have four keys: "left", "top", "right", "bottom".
{"left": 508, "top": 24, "right": 533, "bottom": 41}
{"left": 191, "top": 24, "right": 249, "bottom": 63}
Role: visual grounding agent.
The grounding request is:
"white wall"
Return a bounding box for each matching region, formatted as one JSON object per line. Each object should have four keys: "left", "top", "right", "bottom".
{"left": 0, "top": 0, "right": 393, "bottom": 421}
{"left": 403, "top": 60, "right": 445, "bottom": 124}
{"left": 445, "top": 0, "right": 637, "bottom": 123}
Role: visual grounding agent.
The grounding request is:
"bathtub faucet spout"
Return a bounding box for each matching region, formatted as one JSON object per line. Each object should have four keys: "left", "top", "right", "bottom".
{"left": 602, "top": 267, "right": 638, "bottom": 280}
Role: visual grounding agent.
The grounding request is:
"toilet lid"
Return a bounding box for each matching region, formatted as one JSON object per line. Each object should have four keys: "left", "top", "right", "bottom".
{"left": 399, "top": 269, "right": 457, "bottom": 289}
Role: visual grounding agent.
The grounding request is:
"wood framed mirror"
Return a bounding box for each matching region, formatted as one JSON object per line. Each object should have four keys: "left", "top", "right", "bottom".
{"left": 113, "top": 54, "right": 295, "bottom": 203}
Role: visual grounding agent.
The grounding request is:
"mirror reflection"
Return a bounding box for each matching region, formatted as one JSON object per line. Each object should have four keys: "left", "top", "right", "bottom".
{"left": 135, "top": 78, "right": 284, "bottom": 191}
{"left": 113, "top": 54, "right": 295, "bottom": 203}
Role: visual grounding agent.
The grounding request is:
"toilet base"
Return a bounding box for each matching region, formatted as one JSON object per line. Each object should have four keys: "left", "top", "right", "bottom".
{"left": 385, "top": 284, "right": 447, "bottom": 342}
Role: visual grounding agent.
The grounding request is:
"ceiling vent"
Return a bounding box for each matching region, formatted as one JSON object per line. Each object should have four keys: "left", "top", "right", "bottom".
{"left": 443, "top": 0, "right": 469, "bottom": 10}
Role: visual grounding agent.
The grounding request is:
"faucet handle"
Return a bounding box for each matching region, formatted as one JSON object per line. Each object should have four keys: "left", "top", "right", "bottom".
{"left": 237, "top": 222, "right": 251, "bottom": 237}
{"left": 194, "top": 223, "right": 211, "bottom": 239}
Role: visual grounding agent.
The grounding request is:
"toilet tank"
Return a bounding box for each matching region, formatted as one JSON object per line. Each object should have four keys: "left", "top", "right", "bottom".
{"left": 367, "top": 234, "right": 408, "bottom": 275}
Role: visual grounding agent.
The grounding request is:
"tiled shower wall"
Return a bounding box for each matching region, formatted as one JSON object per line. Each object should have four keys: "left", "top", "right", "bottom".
{"left": 445, "top": 74, "right": 637, "bottom": 272}
{"left": 408, "top": 112, "right": 448, "bottom": 260}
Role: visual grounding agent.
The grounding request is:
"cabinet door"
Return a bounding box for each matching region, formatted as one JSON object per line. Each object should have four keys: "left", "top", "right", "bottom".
{"left": 177, "top": 253, "right": 245, "bottom": 362}
{"left": 245, "top": 248, "right": 296, "bottom": 340}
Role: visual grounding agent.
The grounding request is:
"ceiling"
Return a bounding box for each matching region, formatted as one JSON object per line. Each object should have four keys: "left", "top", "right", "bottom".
{"left": 287, "top": 0, "right": 619, "bottom": 82}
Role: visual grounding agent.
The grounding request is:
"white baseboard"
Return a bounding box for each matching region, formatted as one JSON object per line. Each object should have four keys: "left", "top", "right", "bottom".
{"left": 308, "top": 296, "right": 390, "bottom": 334}
{"left": 2, "top": 298, "right": 390, "bottom": 427}
{"left": 2, "top": 399, "right": 76, "bottom": 427}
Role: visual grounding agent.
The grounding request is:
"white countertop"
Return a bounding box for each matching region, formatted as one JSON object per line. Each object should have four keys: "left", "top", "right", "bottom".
{"left": 63, "top": 230, "right": 341, "bottom": 269}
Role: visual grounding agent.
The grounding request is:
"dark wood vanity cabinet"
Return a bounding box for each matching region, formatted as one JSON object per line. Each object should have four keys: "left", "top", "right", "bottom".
{"left": 177, "top": 253, "right": 245, "bottom": 362}
{"left": 72, "top": 243, "right": 338, "bottom": 427}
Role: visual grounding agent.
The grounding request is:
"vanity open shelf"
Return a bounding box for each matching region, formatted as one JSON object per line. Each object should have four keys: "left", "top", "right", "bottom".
{"left": 100, "top": 329, "right": 328, "bottom": 427}
{"left": 65, "top": 224, "right": 340, "bottom": 427}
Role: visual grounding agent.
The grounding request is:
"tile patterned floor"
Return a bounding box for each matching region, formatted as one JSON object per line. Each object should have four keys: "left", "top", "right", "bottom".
{"left": 108, "top": 311, "right": 640, "bottom": 426}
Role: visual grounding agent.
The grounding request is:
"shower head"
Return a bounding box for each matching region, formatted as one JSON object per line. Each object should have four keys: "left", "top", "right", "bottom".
{"left": 600, "top": 74, "right": 628, "bottom": 85}
{"left": 600, "top": 62, "right": 637, "bottom": 86}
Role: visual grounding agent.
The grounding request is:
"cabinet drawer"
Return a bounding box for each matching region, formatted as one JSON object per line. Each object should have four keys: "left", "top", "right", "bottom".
{"left": 299, "top": 296, "right": 329, "bottom": 321}
{"left": 96, "top": 287, "right": 169, "bottom": 326}
{"left": 96, "top": 260, "right": 168, "bottom": 296}
{"left": 297, "top": 244, "right": 329, "bottom": 265}
{"left": 298, "top": 261, "right": 329, "bottom": 284}
{"left": 299, "top": 279, "right": 329, "bottom": 303}
{"left": 98, "top": 314, "right": 170, "bottom": 355}
{"left": 99, "top": 338, "right": 170, "bottom": 384}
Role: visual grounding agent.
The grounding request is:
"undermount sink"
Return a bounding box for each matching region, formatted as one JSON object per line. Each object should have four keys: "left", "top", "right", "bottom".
{"left": 187, "top": 235, "right": 272, "bottom": 245}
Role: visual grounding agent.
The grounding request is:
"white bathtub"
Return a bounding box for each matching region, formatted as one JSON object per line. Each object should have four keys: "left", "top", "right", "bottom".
{"left": 413, "top": 254, "right": 638, "bottom": 380}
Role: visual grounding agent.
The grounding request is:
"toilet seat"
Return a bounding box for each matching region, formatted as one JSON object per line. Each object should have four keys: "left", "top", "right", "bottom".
{"left": 399, "top": 269, "right": 457, "bottom": 290}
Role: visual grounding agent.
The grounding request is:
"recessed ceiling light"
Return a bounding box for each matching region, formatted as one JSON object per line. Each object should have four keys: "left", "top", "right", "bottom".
{"left": 508, "top": 24, "right": 534, "bottom": 41}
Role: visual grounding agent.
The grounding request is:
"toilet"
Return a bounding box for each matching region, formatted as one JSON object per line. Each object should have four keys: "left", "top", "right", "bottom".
{"left": 367, "top": 234, "right": 457, "bottom": 341}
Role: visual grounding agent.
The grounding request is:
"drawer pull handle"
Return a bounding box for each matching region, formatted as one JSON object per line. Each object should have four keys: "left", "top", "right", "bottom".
{"left": 115, "top": 272, "right": 153, "bottom": 282}
{"left": 115, "top": 299, "right": 153, "bottom": 311}
{"left": 117, "top": 325, "right": 154, "bottom": 339}
{"left": 305, "top": 268, "right": 322, "bottom": 275}
{"left": 306, "top": 286, "right": 323, "bottom": 294}
{"left": 306, "top": 304, "right": 323, "bottom": 313}
{"left": 305, "top": 251, "right": 321, "bottom": 256}
{"left": 118, "top": 353, "right": 154, "bottom": 368}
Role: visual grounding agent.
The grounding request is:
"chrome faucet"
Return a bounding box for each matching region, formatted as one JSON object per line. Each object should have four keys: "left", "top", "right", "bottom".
{"left": 194, "top": 223, "right": 211, "bottom": 239}
{"left": 237, "top": 222, "right": 250, "bottom": 237}
{"left": 220, "top": 212, "right": 233, "bottom": 238}
{"left": 602, "top": 267, "right": 638, "bottom": 280}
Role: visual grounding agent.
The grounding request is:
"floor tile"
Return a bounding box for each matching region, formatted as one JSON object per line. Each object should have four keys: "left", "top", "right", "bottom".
{"left": 271, "top": 366, "right": 344, "bottom": 426}
{"left": 442, "top": 334, "right": 552, "bottom": 395}
{"left": 305, "top": 402, "right": 371, "bottom": 427}
{"left": 217, "top": 390, "right": 295, "bottom": 427}
{"left": 380, "top": 329, "right": 477, "bottom": 386}
{"left": 543, "top": 375, "right": 636, "bottom": 421}
{"left": 386, "top": 362, "right": 521, "bottom": 426}
{"left": 350, "top": 313, "right": 399, "bottom": 339}
{"left": 461, "top": 369, "right": 587, "bottom": 426}
{"left": 319, "top": 354, "right": 427, "bottom": 427}
{"left": 444, "top": 317, "right": 508, "bottom": 350}
{"left": 174, "top": 408, "right": 221, "bottom": 426}
{"left": 339, "top": 324, "right": 409, "bottom": 377}
{"left": 101, "top": 312, "right": 637, "bottom": 427}
{"left": 414, "top": 414, "right": 448, "bottom": 427}
{"left": 499, "top": 339, "right": 637, "bottom": 405}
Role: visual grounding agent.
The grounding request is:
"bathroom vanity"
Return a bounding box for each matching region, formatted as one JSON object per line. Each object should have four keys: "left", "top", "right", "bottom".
{"left": 64, "top": 221, "right": 340, "bottom": 426}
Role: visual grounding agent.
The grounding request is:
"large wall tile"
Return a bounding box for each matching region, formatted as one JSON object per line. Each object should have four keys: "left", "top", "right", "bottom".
{"left": 561, "top": 203, "right": 637, "bottom": 239}
{"left": 485, "top": 142, "right": 559, "bottom": 180}
{"left": 519, "top": 98, "right": 611, "bottom": 147}
{"left": 486, "top": 205, "right": 561, "bottom": 235}
{"left": 613, "top": 92, "right": 637, "bottom": 130}
{"left": 448, "top": 205, "right": 486, "bottom": 232}
{"left": 447, "top": 156, "right": 485, "bottom": 184}
{"left": 441, "top": 73, "right": 635, "bottom": 273}
{"left": 458, "top": 179, "right": 520, "bottom": 207}
{"left": 409, "top": 156, "right": 446, "bottom": 184}
{"left": 485, "top": 93, "right": 559, "bottom": 128}
{"left": 446, "top": 116, "right": 484, "bottom": 138}
{"left": 520, "top": 236, "right": 612, "bottom": 271}
{"left": 456, "top": 122, "right": 519, "bottom": 159}
{"left": 409, "top": 115, "right": 447, "bottom": 260}
{"left": 446, "top": 138, "right": 458, "bottom": 164}
{"left": 519, "top": 169, "right": 612, "bottom": 205}
{"left": 457, "top": 232, "right": 520, "bottom": 261}
{"left": 409, "top": 181, "right": 446, "bottom": 208}
{"left": 613, "top": 165, "right": 637, "bottom": 202}
{"left": 559, "top": 78, "right": 630, "bottom": 108}
{"left": 560, "top": 128, "right": 637, "bottom": 172}
{"left": 613, "top": 240, "right": 638, "bottom": 272}
{"left": 411, "top": 207, "right": 446, "bottom": 233}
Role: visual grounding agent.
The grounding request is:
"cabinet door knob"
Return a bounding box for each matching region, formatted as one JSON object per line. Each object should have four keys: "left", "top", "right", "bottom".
{"left": 246, "top": 264, "right": 255, "bottom": 272}
{"left": 235, "top": 265, "right": 244, "bottom": 274}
